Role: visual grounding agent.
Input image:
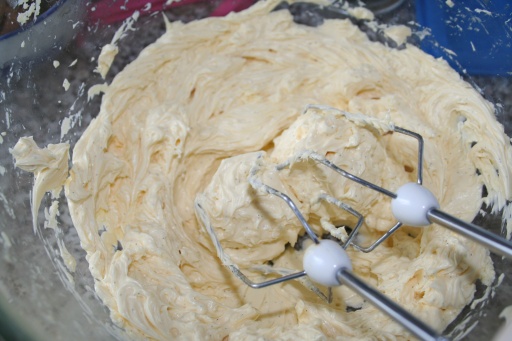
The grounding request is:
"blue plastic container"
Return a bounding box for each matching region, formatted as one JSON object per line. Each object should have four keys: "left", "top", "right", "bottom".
{"left": 415, "top": 0, "right": 512, "bottom": 75}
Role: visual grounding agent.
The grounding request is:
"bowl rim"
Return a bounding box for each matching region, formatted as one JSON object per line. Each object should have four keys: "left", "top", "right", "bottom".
{"left": 0, "top": 0, "right": 68, "bottom": 42}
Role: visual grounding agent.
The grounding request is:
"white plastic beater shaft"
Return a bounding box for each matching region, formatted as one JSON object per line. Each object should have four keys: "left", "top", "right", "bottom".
{"left": 303, "top": 240, "right": 447, "bottom": 341}
{"left": 391, "top": 183, "right": 512, "bottom": 258}
{"left": 303, "top": 240, "right": 352, "bottom": 287}
{"left": 337, "top": 269, "right": 448, "bottom": 341}
{"left": 391, "top": 182, "right": 439, "bottom": 227}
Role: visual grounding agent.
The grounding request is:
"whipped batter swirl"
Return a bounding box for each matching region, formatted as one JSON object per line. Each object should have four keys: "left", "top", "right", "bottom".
{"left": 63, "top": 1, "right": 512, "bottom": 339}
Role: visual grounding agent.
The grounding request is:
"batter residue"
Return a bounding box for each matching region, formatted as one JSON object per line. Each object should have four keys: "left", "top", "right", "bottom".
{"left": 57, "top": 1, "right": 512, "bottom": 339}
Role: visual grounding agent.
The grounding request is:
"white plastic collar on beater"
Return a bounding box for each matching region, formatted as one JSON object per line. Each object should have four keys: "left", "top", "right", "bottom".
{"left": 303, "top": 239, "right": 352, "bottom": 287}
{"left": 391, "top": 182, "right": 440, "bottom": 227}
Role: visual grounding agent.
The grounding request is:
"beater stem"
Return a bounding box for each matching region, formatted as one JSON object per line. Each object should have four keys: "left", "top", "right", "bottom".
{"left": 393, "top": 126, "right": 424, "bottom": 185}
{"left": 231, "top": 267, "right": 308, "bottom": 289}
{"left": 310, "top": 153, "right": 397, "bottom": 199}
{"left": 427, "top": 208, "right": 512, "bottom": 258}
{"left": 337, "top": 269, "right": 448, "bottom": 341}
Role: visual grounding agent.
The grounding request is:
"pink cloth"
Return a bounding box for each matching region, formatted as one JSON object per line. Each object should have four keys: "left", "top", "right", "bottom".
{"left": 210, "top": 0, "right": 255, "bottom": 16}
{"left": 88, "top": 0, "right": 256, "bottom": 24}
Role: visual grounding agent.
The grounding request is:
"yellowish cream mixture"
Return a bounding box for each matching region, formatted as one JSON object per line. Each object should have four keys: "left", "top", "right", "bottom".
{"left": 12, "top": 0, "right": 512, "bottom": 340}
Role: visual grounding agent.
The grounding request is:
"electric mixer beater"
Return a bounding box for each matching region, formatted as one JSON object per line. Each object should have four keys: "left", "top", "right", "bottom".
{"left": 195, "top": 105, "right": 512, "bottom": 341}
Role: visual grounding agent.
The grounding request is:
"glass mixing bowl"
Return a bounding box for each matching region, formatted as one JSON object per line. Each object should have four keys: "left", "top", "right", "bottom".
{"left": 0, "top": 0, "right": 511, "bottom": 340}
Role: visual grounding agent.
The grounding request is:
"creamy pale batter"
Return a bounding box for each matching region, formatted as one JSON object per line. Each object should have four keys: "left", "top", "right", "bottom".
{"left": 12, "top": 0, "right": 512, "bottom": 339}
